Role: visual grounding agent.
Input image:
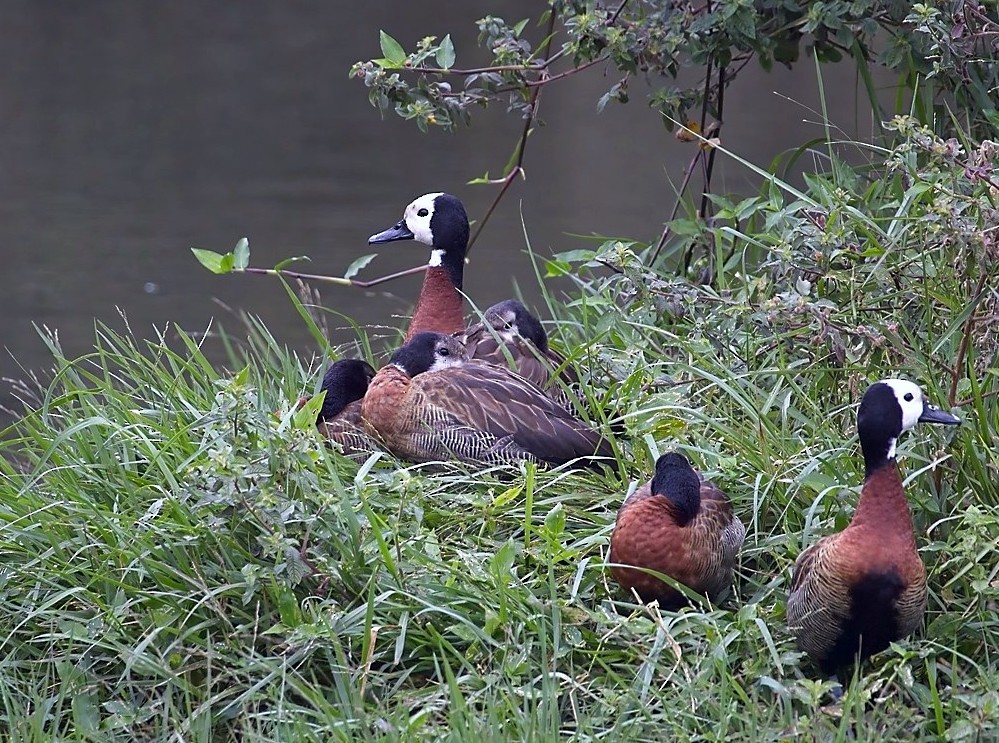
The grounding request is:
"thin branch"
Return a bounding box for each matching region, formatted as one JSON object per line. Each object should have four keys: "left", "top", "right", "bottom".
{"left": 525, "top": 56, "right": 607, "bottom": 87}
{"left": 467, "top": 8, "right": 560, "bottom": 254}
{"left": 406, "top": 63, "right": 548, "bottom": 75}
{"left": 649, "top": 147, "right": 706, "bottom": 265}
{"left": 240, "top": 263, "right": 429, "bottom": 288}
{"left": 947, "top": 268, "right": 991, "bottom": 407}
{"left": 608, "top": 0, "right": 631, "bottom": 24}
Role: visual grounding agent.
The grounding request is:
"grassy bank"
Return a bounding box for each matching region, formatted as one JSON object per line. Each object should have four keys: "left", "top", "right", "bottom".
{"left": 1, "top": 128, "right": 998, "bottom": 741}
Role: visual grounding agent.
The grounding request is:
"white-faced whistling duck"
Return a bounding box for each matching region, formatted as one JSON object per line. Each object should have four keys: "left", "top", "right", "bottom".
{"left": 368, "top": 192, "right": 469, "bottom": 341}
{"left": 610, "top": 452, "right": 746, "bottom": 609}
{"left": 360, "top": 331, "right": 613, "bottom": 468}
{"left": 368, "top": 194, "right": 589, "bottom": 410}
{"left": 786, "top": 379, "right": 960, "bottom": 675}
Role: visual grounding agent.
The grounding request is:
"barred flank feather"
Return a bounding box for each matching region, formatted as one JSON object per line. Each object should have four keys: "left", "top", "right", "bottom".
{"left": 318, "top": 401, "right": 381, "bottom": 461}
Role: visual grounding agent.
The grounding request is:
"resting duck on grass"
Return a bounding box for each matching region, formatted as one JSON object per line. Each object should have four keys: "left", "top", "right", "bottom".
{"left": 786, "top": 379, "right": 960, "bottom": 676}
{"left": 609, "top": 452, "right": 745, "bottom": 610}
{"left": 360, "top": 331, "right": 614, "bottom": 469}
{"left": 312, "top": 359, "right": 379, "bottom": 459}
{"left": 461, "top": 298, "right": 581, "bottom": 412}
{"left": 368, "top": 193, "right": 582, "bottom": 405}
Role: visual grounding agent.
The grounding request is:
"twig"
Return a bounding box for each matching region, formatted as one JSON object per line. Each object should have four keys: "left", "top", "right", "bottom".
{"left": 947, "top": 268, "right": 991, "bottom": 407}
{"left": 956, "top": 386, "right": 999, "bottom": 408}
{"left": 608, "top": 0, "right": 631, "bottom": 24}
{"left": 406, "top": 63, "right": 548, "bottom": 75}
{"left": 524, "top": 56, "right": 606, "bottom": 87}
{"left": 649, "top": 147, "right": 705, "bottom": 265}
{"left": 240, "top": 263, "right": 429, "bottom": 288}
{"left": 467, "top": 8, "right": 560, "bottom": 254}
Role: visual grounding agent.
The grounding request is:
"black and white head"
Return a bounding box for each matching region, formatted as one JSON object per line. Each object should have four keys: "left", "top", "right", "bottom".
{"left": 857, "top": 379, "right": 960, "bottom": 469}
{"left": 650, "top": 452, "right": 702, "bottom": 525}
{"left": 389, "top": 331, "right": 468, "bottom": 377}
{"left": 483, "top": 299, "right": 550, "bottom": 353}
{"left": 317, "top": 359, "right": 376, "bottom": 421}
{"left": 368, "top": 193, "right": 470, "bottom": 283}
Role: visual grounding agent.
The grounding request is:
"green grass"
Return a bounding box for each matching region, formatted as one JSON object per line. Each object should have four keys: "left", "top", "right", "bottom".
{"left": 2, "top": 129, "right": 998, "bottom": 741}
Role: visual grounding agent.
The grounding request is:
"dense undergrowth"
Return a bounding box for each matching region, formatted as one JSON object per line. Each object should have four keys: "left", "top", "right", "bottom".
{"left": 1, "top": 119, "right": 997, "bottom": 741}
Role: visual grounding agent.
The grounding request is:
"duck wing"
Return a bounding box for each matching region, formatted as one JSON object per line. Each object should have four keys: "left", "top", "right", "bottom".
{"left": 413, "top": 361, "right": 612, "bottom": 466}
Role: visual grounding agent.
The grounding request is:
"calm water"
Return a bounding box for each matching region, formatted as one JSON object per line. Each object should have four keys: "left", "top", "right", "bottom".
{"left": 0, "top": 2, "right": 887, "bottom": 419}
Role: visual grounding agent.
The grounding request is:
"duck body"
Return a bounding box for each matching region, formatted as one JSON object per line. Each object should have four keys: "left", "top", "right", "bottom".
{"left": 361, "top": 332, "right": 613, "bottom": 468}
{"left": 610, "top": 453, "right": 745, "bottom": 609}
{"left": 786, "top": 379, "right": 960, "bottom": 675}
{"left": 313, "top": 359, "right": 379, "bottom": 458}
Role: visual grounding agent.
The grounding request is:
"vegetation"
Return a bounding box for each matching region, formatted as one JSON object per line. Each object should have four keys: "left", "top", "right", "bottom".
{"left": 2, "top": 1, "right": 999, "bottom": 740}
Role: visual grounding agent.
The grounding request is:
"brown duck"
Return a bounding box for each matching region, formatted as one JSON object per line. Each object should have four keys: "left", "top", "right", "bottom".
{"left": 360, "top": 331, "right": 613, "bottom": 468}
{"left": 610, "top": 452, "right": 745, "bottom": 609}
{"left": 786, "top": 379, "right": 960, "bottom": 675}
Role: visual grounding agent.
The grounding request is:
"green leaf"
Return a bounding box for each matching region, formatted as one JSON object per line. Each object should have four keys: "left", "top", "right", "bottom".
{"left": 491, "top": 539, "right": 518, "bottom": 582}
{"left": 379, "top": 30, "right": 406, "bottom": 66}
{"left": 294, "top": 392, "right": 324, "bottom": 428}
{"left": 274, "top": 255, "right": 311, "bottom": 271}
{"left": 72, "top": 693, "right": 99, "bottom": 733}
{"left": 344, "top": 253, "right": 377, "bottom": 280}
{"left": 191, "top": 248, "right": 230, "bottom": 274}
{"left": 275, "top": 583, "right": 301, "bottom": 628}
{"left": 513, "top": 18, "right": 529, "bottom": 37}
{"left": 233, "top": 237, "right": 250, "bottom": 270}
{"left": 436, "top": 34, "right": 455, "bottom": 69}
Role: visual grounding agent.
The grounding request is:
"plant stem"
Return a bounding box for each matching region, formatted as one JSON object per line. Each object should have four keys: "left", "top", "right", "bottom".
{"left": 240, "top": 263, "right": 429, "bottom": 288}
{"left": 467, "top": 8, "right": 560, "bottom": 255}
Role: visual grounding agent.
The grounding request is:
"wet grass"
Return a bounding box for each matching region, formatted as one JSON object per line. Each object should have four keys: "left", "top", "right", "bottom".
{"left": 1, "top": 131, "right": 998, "bottom": 741}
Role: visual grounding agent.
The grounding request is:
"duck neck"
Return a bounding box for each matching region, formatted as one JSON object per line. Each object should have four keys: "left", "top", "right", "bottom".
{"left": 404, "top": 266, "right": 465, "bottom": 341}
{"left": 652, "top": 474, "right": 701, "bottom": 527}
{"left": 850, "top": 456, "right": 913, "bottom": 537}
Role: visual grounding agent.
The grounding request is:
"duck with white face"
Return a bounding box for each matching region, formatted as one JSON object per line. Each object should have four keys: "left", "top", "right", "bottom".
{"left": 369, "top": 193, "right": 470, "bottom": 341}
{"left": 786, "top": 378, "right": 960, "bottom": 677}
{"left": 367, "top": 192, "right": 598, "bottom": 411}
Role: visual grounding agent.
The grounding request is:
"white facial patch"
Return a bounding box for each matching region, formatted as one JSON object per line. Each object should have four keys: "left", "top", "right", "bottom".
{"left": 885, "top": 436, "right": 897, "bottom": 460}
{"left": 882, "top": 378, "right": 924, "bottom": 432}
{"left": 403, "top": 192, "right": 444, "bottom": 247}
{"left": 429, "top": 341, "right": 466, "bottom": 372}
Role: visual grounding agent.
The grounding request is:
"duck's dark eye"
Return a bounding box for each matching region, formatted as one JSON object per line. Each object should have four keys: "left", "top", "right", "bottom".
{"left": 904, "top": 392, "right": 914, "bottom": 401}
{"left": 438, "top": 347, "right": 450, "bottom": 357}
{"left": 417, "top": 208, "right": 429, "bottom": 217}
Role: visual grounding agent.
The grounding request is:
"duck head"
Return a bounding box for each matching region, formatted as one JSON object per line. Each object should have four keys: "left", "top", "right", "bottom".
{"left": 369, "top": 192, "right": 469, "bottom": 290}
{"left": 389, "top": 331, "right": 469, "bottom": 377}
{"left": 317, "top": 359, "right": 376, "bottom": 422}
{"left": 650, "top": 452, "right": 702, "bottom": 526}
{"left": 857, "top": 379, "right": 960, "bottom": 476}
{"left": 483, "top": 299, "right": 550, "bottom": 353}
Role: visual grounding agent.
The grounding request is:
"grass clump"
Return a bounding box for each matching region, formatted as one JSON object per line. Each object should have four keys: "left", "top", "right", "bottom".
{"left": 1, "top": 127, "right": 998, "bottom": 741}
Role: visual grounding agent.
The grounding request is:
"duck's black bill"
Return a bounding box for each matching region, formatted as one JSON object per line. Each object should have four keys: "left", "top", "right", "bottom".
{"left": 919, "top": 404, "right": 961, "bottom": 425}
{"left": 369, "top": 220, "right": 414, "bottom": 244}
